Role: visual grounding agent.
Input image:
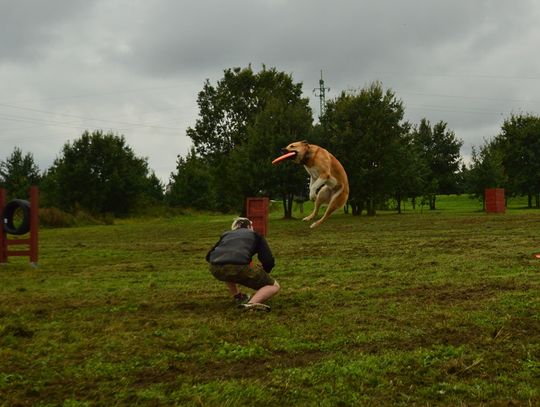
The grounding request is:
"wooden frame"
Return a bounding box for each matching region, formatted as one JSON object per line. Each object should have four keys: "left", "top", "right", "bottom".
{"left": 0, "top": 186, "right": 39, "bottom": 266}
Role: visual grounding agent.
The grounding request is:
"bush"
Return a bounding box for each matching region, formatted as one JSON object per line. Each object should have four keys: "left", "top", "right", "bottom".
{"left": 39, "top": 207, "right": 109, "bottom": 228}
{"left": 39, "top": 207, "right": 76, "bottom": 227}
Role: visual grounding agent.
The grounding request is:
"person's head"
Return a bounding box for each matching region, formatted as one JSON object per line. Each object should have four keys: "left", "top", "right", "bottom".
{"left": 231, "top": 217, "right": 253, "bottom": 230}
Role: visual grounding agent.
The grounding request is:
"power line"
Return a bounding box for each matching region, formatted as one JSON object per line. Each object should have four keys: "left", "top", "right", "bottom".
{"left": 0, "top": 103, "right": 184, "bottom": 133}
{"left": 371, "top": 71, "right": 540, "bottom": 81}
{"left": 0, "top": 82, "right": 197, "bottom": 105}
{"left": 405, "top": 104, "right": 507, "bottom": 116}
{"left": 398, "top": 91, "right": 540, "bottom": 106}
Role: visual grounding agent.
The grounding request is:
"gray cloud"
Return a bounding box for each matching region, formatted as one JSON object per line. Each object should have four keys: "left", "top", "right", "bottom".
{"left": 1, "top": 0, "right": 540, "bottom": 181}
{"left": 0, "top": 0, "right": 94, "bottom": 62}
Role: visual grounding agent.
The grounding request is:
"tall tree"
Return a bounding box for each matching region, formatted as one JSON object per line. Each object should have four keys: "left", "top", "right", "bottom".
{"left": 322, "top": 82, "right": 410, "bottom": 215}
{"left": 185, "top": 65, "right": 312, "bottom": 213}
{"left": 231, "top": 95, "right": 312, "bottom": 218}
{"left": 44, "top": 130, "right": 156, "bottom": 215}
{"left": 0, "top": 147, "right": 41, "bottom": 199}
{"left": 188, "top": 67, "right": 260, "bottom": 159}
{"left": 412, "top": 119, "right": 463, "bottom": 210}
{"left": 167, "top": 148, "right": 216, "bottom": 210}
{"left": 389, "top": 131, "right": 426, "bottom": 213}
{"left": 495, "top": 114, "right": 540, "bottom": 208}
{"left": 465, "top": 139, "right": 506, "bottom": 208}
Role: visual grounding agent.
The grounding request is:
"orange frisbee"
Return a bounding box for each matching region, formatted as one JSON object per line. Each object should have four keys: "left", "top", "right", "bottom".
{"left": 535, "top": 253, "right": 540, "bottom": 259}
{"left": 272, "top": 151, "right": 296, "bottom": 165}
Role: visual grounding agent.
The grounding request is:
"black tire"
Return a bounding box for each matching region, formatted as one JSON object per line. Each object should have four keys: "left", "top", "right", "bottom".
{"left": 2, "top": 199, "right": 31, "bottom": 235}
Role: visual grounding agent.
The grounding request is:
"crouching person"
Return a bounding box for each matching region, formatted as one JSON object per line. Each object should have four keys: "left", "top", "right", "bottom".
{"left": 206, "top": 217, "right": 280, "bottom": 312}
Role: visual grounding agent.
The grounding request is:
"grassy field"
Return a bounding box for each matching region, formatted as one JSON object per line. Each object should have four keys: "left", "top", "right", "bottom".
{"left": 1, "top": 196, "right": 539, "bottom": 406}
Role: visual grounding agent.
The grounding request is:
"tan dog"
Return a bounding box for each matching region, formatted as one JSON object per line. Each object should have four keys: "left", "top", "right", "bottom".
{"left": 281, "top": 141, "right": 349, "bottom": 228}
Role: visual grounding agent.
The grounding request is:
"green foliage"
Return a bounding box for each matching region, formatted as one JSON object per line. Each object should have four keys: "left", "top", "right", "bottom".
{"left": 390, "top": 132, "right": 427, "bottom": 213}
{"left": 230, "top": 87, "right": 313, "bottom": 218}
{"left": 167, "top": 148, "right": 216, "bottom": 210}
{"left": 322, "top": 82, "right": 411, "bottom": 215}
{"left": 188, "top": 66, "right": 260, "bottom": 158}
{"left": 186, "top": 66, "right": 269, "bottom": 212}
{"left": 180, "top": 66, "right": 312, "bottom": 214}
{"left": 465, "top": 140, "right": 507, "bottom": 203}
{"left": 495, "top": 114, "right": 540, "bottom": 207}
{"left": 43, "top": 130, "right": 161, "bottom": 216}
{"left": 412, "top": 119, "right": 463, "bottom": 209}
{"left": 176, "top": 73, "right": 476, "bottom": 217}
{"left": 0, "top": 147, "right": 41, "bottom": 199}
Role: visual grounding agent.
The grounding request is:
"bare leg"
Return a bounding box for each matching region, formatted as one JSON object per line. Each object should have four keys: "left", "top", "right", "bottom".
{"left": 225, "top": 281, "right": 240, "bottom": 296}
{"left": 249, "top": 281, "right": 280, "bottom": 304}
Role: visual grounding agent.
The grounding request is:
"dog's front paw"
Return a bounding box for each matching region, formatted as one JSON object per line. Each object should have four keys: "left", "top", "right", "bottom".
{"left": 302, "top": 215, "right": 314, "bottom": 222}
{"left": 310, "top": 221, "right": 320, "bottom": 228}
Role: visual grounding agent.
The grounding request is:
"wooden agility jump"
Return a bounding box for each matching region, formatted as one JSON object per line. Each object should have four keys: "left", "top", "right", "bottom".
{"left": 0, "top": 186, "right": 39, "bottom": 266}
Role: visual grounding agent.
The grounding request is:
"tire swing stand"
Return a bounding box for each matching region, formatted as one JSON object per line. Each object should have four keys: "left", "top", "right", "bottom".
{"left": 0, "top": 186, "right": 39, "bottom": 267}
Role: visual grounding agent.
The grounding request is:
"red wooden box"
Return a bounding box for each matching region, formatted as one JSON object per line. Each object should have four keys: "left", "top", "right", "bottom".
{"left": 485, "top": 188, "right": 505, "bottom": 213}
{"left": 246, "top": 197, "right": 269, "bottom": 236}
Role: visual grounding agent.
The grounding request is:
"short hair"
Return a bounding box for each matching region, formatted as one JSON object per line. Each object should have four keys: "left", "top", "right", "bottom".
{"left": 231, "top": 217, "right": 252, "bottom": 230}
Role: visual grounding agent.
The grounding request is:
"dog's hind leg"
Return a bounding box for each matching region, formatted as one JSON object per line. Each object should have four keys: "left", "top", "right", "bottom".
{"left": 303, "top": 186, "right": 332, "bottom": 223}
{"left": 309, "top": 187, "right": 348, "bottom": 228}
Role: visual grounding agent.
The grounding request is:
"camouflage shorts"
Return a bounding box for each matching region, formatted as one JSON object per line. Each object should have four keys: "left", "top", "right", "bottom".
{"left": 210, "top": 263, "right": 275, "bottom": 290}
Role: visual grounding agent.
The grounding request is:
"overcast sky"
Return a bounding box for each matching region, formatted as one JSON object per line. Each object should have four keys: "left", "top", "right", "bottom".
{"left": 2, "top": 0, "right": 540, "bottom": 183}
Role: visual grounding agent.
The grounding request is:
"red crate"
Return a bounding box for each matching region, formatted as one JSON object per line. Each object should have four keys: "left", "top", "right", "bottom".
{"left": 246, "top": 197, "right": 269, "bottom": 236}
{"left": 485, "top": 188, "right": 505, "bottom": 213}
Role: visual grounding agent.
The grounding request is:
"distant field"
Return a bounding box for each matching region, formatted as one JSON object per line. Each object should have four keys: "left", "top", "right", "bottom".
{"left": 272, "top": 193, "right": 536, "bottom": 219}
{"left": 1, "top": 196, "right": 539, "bottom": 406}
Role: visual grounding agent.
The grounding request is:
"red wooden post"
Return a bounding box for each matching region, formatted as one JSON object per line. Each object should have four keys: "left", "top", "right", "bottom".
{"left": 0, "top": 188, "right": 7, "bottom": 264}
{"left": 485, "top": 188, "right": 505, "bottom": 213}
{"left": 246, "top": 197, "right": 269, "bottom": 236}
{"left": 29, "top": 186, "right": 39, "bottom": 264}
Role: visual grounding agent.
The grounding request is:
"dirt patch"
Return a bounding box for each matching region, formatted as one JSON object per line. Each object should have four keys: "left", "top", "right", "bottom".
{"left": 130, "top": 348, "right": 328, "bottom": 389}
{"left": 0, "top": 323, "right": 34, "bottom": 338}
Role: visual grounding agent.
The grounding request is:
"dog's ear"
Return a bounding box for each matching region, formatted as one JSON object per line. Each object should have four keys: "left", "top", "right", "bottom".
{"left": 300, "top": 140, "right": 309, "bottom": 146}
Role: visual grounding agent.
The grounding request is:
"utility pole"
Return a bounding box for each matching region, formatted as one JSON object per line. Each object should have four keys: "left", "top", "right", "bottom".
{"left": 313, "top": 70, "right": 330, "bottom": 119}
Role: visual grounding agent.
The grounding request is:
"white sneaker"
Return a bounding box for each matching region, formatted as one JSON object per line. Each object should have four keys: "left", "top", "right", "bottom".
{"left": 240, "top": 302, "right": 271, "bottom": 312}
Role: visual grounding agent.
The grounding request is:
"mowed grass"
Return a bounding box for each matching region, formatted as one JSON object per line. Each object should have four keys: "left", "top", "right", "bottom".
{"left": 1, "top": 196, "right": 539, "bottom": 406}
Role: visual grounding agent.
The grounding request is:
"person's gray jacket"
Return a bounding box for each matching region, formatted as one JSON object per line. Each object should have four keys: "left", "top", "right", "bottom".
{"left": 206, "top": 228, "right": 275, "bottom": 273}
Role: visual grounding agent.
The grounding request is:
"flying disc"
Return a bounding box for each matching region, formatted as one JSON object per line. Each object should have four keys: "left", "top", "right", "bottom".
{"left": 535, "top": 253, "right": 540, "bottom": 259}
{"left": 272, "top": 151, "right": 296, "bottom": 165}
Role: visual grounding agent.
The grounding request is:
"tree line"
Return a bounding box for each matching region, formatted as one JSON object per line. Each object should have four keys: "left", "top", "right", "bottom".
{"left": 2, "top": 66, "right": 540, "bottom": 219}
{"left": 0, "top": 131, "right": 163, "bottom": 216}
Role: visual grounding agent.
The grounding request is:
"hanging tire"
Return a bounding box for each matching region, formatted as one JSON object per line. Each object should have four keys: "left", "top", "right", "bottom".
{"left": 2, "top": 199, "right": 31, "bottom": 235}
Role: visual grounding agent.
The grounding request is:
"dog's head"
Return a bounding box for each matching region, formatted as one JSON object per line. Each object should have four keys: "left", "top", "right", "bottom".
{"left": 281, "top": 140, "right": 310, "bottom": 164}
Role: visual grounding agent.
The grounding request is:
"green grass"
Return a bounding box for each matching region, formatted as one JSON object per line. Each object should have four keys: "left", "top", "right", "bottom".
{"left": 1, "top": 196, "right": 539, "bottom": 406}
